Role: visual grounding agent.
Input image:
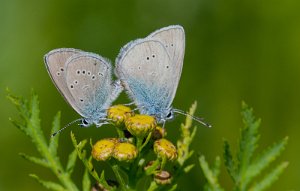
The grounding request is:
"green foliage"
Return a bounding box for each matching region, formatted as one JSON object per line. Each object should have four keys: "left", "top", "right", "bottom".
{"left": 70, "top": 102, "right": 200, "bottom": 191}
{"left": 7, "top": 91, "right": 90, "bottom": 191}
{"left": 8, "top": 91, "right": 288, "bottom": 191}
{"left": 199, "top": 102, "right": 288, "bottom": 191}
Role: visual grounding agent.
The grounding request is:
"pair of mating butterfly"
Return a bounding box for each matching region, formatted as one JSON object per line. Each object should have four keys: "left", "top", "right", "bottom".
{"left": 45, "top": 25, "right": 211, "bottom": 136}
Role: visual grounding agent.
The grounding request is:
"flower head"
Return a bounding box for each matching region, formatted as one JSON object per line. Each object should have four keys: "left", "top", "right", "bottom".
{"left": 152, "top": 126, "right": 166, "bottom": 140}
{"left": 125, "top": 114, "right": 156, "bottom": 138}
{"left": 154, "top": 138, "right": 177, "bottom": 161}
{"left": 92, "top": 138, "right": 117, "bottom": 161}
{"left": 107, "top": 105, "right": 133, "bottom": 125}
{"left": 113, "top": 142, "right": 138, "bottom": 162}
{"left": 154, "top": 170, "right": 172, "bottom": 185}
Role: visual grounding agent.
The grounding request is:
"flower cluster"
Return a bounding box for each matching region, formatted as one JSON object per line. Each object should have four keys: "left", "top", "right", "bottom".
{"left": 91, "top": 104, "right": 178, "bottom": 185}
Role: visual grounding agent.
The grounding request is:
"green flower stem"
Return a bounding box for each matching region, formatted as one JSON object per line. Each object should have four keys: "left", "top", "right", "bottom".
{"left": 147, "top": 181, "right": 158, "bottom": 191}
{"left": 36, "top": 136, "right": 78, "bottom": 191}
{"left": 115, "top": 126, "right": 125, "bottom": 138}
{"left": 136, "top": 137, "right": 144, "bottom": 150}
{"left": 110, "top": 160, "right": 129, "bottom": 191}
{"left": 139, "top": 132, "right": 152, "bottom": 152}
{"left": 160, "top": 156, "right": 167, "bottom": 170}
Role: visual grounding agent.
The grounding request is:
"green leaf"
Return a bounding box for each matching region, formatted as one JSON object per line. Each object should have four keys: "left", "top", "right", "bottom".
{"left": 223, "top": 140, "right": 236, "bottom": 181}
{"left": 199, "top": 156, "right": 224, "bottom": 191}
{"left": 19, "top": 153, "right": 49, "bottom": 168}
{"left": 9, "top": 92, "right": 79, "bottom": 191}
{"left": 183, "top": 164, "right": 195, "bottom": 173}
{"left": 249, "top": 162, "right": 289, "bottom": 191}
{"left": 71, "top": 132, "right": 111, "bottom": 190}
{"left": 66, "top": 149, "right": 77, "bottom": 174}
{"left": 246, "top": 137, "right": 288, "bottom": 182}
{"left": 82, "top": 168, "right": 91, "bottom": 191}
{"left": 145, "top": 159, "right": 160, "bottom": 175}
{"left": 29, "top": 174, "right": 67, "bottom": 191}
{"left": 237, "top": 102, "right": 261, "bottom": 174}
{"left": 49, "top": 112, "right": 61, "bottom": 156}
{"left": 168, "top": 184, "right": 178, "bottom": 191}
{"left": 212, "top": 156, "right": 221, "bottom": 177}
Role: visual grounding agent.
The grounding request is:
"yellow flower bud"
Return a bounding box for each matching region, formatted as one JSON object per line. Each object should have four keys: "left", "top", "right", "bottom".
{"left": 107, "top": 105, "right": 133, "bottom": 125}
{"left": 125, "top": 114, "right": 156, "bottom": 138}
{"left": 113, "top": 142, "right": 138, "bottom": 162}
{"left": 154, "top": 170, "right": 172, "bottom": 185}
{"left": 92, "top": 138, "right": 117, "bottom": 161}
{"left": 152, "top": 126, "right": 166, "bottom": 140}
{"left": 154, "top": 139, "right": 177, "bottom": 161}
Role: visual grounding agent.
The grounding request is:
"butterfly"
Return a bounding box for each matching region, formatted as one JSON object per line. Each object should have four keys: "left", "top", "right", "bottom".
{"left": 44, "top": 48, "right": 123, "bottom": 136}
{"left": 115, "top": 25, "right": 211, "bottom": 127}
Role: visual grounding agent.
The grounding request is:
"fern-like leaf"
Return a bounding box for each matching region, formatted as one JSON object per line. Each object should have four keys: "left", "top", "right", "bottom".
{"left": 199, "top": 156, "right": 224, "bottom": 191}
{"left": 66, "top": 149, "right": 77, "bottom": 174}
{"left": 223, "top": 140, "right": 236, "bottom": 181}
{"left": 19, "top": 153, "right": 49, "bottom": 168}
{"left": 49, "top": 112, "right": 61, "bottom": 156}
{"left": 29, "top": 174, "right": 67, "bottom": 191}
{"left": 249, "top": 161, "right": 289, "bottom": 191}
{"left": 246, "top": 137, "right": 288, "bottom": 182}
{"left": 82, "top": 168, "right": 91, "bottom": 191}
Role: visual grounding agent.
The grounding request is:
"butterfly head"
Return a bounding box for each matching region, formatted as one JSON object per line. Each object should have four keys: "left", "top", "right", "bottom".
{"left": 155, "top": 108, "right": 175, "bottom": 124}
{"left": 80, "top": 118, "right": 93, "bottom": 127}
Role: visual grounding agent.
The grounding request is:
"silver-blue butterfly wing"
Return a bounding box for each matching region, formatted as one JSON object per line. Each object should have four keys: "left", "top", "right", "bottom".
{"left": 65, "top": 53, "right": 122, "bottom": 122}
{"left": 115, "top": 25, "right": 185, "bottom": 120}
{"left": 44, "top": 48, "right": 87, "bottom": 116}
{"left": 147, "top": 25, "right": 185, "bottom": 104}
{"left": 45, "top": 48, "right": 122, "bottom": 124}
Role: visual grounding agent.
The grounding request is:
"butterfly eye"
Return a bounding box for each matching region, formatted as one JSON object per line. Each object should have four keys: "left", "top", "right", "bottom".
{"left": 166, "top": 112, "right": 173, "bottom": 119}
{"left": 81, "top": 119, "right": 89, "bottom": 127}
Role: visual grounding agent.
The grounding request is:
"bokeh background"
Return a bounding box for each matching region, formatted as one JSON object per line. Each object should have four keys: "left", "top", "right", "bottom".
{"left": 0, "top": 0, "right": 299, "bottom": 190}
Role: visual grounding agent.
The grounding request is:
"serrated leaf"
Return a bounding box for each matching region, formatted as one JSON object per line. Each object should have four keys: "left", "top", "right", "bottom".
{"left": 246, "top": 137, "right": 288, "bottom": 182}
{"left": 71, "top": 132, "right": 110, "bottom": 190}
{"left": 9, "top": 117, "right": 27, "bottom": 134}
{"left": 237, "top": 102, "right": 261, "bottom": 185}
{"left": 168, "top": 184, "right": 178, "bottom": 191}
{"left": 66, "top": 149, "right": 77, "bottom": 174}
{"left": 223, "top": 140, "right": 236, "bottom": 180}
{"left": 184, "top": 164, "right": 195, "bottom": 173}
{"left": 199, "top": 156, "right": 224, "bottom": 191}
{"left": 30, "top": 174, "right": 67, "bottom": 191}
{"left": 249, "top": 162, "right": 288, "bottom": 191}
{"left": 238, "top": 103, "right": 261, "bottom": 166}
{"left": 49, "top": 112, "right": 61, "bottom": 155}
{"left": 212, "top": 156, "right": 221, "bottom": 177}
{"left": 19, "top": 153, "right": 49, "bottom": 168}
{"left": 82, "top": 168, "right": 91, "bottom": 191}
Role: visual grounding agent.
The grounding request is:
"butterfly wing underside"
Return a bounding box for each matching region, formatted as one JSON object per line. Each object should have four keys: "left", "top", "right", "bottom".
{"left": 147, "top": 25, "right": 185, "bottom": 105}
{"left": 116, "top": 25, "right": 185, "bottom": 115}
{"left": 116, "top": 39, "right": 176, "bottom": 114}
{"left": 44, "top": 48, "right": 86, "bottom": 116}
{"left": 65, "top": 54, "right": 114, "bottom": 118}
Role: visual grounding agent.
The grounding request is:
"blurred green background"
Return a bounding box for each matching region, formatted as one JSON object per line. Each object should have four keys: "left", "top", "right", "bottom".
{"left": 1, "top": 0, "right": 299, "bottom": 190}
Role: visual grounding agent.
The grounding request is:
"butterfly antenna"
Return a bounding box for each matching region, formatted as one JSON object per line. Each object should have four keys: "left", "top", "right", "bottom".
{"left": 51, "top": 118, "right": 82, "bottom": 137}
{"left": 173, "top": 109, "right": 212, "bottom": 128}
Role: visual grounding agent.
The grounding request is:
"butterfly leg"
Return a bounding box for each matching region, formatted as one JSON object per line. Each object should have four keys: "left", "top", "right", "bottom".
{"left": 95, "top": 121, "right": 110, "bottom": 128}
{"left": 123, "top": 102, "right": 135, "bottom": 106}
